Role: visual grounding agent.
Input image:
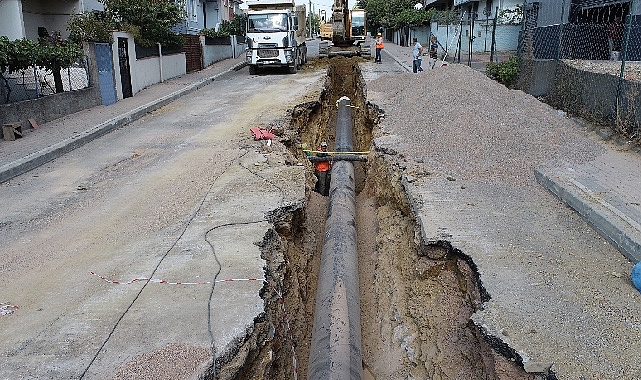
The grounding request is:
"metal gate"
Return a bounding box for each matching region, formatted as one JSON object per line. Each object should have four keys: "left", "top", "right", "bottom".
{"left": 183, "top": 34, "right": 203, "bottom": 73}
{"left": 95, "top": 43, "right": 116, "bottom": 105}
{"left": 118, "top": 37, "right": 133, "bottom": 98}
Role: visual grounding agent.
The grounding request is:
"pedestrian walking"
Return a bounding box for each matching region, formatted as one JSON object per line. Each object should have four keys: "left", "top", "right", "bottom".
{"left": 429, "top": 35, "right": 439, "bottom": 68}
{"left": 412, "top": 37, "right": 423, "bottom": 73}
{"left": 429, "top": 35, "right": 438, "bottom": 59}
{"left": 375, "top": 33, "right": 384, "bottom": 64}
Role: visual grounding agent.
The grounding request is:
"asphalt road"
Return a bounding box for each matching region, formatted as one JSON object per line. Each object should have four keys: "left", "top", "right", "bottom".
{"left": 0, "top": 61, "right": 323, "bottom": 379}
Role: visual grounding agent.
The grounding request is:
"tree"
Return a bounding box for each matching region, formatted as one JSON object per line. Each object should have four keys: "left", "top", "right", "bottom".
{"left": 358, "top": 0, "right": 424, "bottom": 30}
{"left": 0, "top": 37, "right": 40, "bottom": 102}
{"left": 38, "top": 28, "right": 84, "bottom": 94}
{"left": 307, "top": 12, "right": 321, "bottom": 36}
{"left": 395, "top": 8, "right": 436, "bottom": 28}
{"left": 67, "top": 11, "right": 115, "bottom": 44}
{"left": 101, "top": 0, "right": 185, "bottom": 47}
{"left": 201, "top": 13, "right": 247, "bottom": 38}
{"left": 231, "top": 13, "right": 248, "bottom": 37}
{"left": 0, "top": 33, "right": 83, "bottom": 100}
{"left": 67, "top": 0, "right": 185, "bottom": 47}
{"left": 499, "top": 5, "right": 523, "bottom": 25}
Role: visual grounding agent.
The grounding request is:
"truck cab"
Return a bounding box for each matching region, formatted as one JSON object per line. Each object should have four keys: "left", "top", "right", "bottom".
{"left": 245, "top": 0, "right": 307, "bottom": 74}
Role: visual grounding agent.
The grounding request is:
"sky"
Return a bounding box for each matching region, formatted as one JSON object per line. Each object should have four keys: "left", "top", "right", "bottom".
{"left": 308, "top": 0, "right": 335, "bottom": 15}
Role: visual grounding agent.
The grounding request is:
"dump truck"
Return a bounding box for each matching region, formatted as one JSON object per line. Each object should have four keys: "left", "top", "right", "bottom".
{"left": 245, "top": 0, "right": 308, "bottom": 74}
{"left": 318, "top": 0, "right": 370, "bottom": 58}
{"left": 320, "top": 22, "right": 333, "bottom": 40}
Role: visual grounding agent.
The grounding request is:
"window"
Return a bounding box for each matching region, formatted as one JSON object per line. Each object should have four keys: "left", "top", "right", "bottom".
{"left": 189, "top": 0, "right": 198, "bottom": 21}
{"left": 248, "top": 14, "right": 288, "bottom": 32}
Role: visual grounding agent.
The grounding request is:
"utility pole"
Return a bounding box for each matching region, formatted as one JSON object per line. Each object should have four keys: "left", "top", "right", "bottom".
{"left": 307, "top": 0, "right": 312, "bottom": 38}
{"left": 309, "top": 0, "right": 312, "bottom": 38}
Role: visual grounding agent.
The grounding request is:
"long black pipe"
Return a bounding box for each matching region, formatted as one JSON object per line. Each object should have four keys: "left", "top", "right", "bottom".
{"left": 307, "top": 96, "right": 363, "bottom": 380}
{"left": 307, "top": 154, "right": 368, "bottom": 162}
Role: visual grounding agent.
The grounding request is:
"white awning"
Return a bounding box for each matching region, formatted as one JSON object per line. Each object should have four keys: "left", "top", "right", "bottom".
{"left": 454, "top": 0, "right": 478, "bottom": 6}
{"left": 577, "top": 0, "right": 630, "bottom": 9}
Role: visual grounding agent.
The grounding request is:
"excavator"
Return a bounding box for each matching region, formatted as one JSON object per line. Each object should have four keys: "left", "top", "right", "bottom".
{"left": 319, "top": 0, "right": 371, "bottom": 58}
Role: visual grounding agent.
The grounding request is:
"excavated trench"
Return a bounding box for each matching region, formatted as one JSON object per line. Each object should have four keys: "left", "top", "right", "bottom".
{"left": 212, "top": 58, "right": 546, "bottom": 380}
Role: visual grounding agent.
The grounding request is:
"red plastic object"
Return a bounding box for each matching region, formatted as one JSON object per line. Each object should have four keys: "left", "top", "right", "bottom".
{"left": 250, "top": 127, "right": 275, "bottom": 140}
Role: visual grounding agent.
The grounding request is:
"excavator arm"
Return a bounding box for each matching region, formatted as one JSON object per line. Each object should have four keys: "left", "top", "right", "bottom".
{"left": 331, "top": 0, "right": 351, "bottom": 46}
{"left": 319, "top": 0, "right": 371, "bottom": 58}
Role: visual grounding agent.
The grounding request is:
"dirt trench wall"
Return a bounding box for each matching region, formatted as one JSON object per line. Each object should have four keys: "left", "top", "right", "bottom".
{"left": 361, "top": 156, "right": 540, "bottom": 379}
{"left": 212, "top": 58, "right": 550, "bottom": 380}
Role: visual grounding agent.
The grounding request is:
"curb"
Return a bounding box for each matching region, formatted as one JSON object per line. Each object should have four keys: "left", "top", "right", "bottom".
{"left": 0, "top": 60, "right": 247, "bottom": 184}
{"left": 383, "top": 49, "right": 411, "bottom": 72}
{"left": 535, "top": 167, "right": 641, "bottom": 263}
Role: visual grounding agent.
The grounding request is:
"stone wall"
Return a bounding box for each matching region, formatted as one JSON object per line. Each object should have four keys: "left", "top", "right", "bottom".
{"left": 0, "top": 42, "right": 102, "bottom": 133}
{"left": 521, "top": 59, "right": 641, "bottom": 137}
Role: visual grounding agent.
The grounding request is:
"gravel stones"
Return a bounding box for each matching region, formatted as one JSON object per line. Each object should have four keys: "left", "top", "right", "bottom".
{"left": 367, "top": 65, "right": 605, "bottom": 186}
{"left": 363, "top": 62, "right": 641, "bottom": 378}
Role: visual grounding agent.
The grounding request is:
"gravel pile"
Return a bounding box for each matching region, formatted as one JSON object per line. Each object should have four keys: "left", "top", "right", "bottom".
{"left": 366, "top": 64, "right": 605, "bottom": 185}
{"left": 111, "top": 344, "right": 211, "bottom": 380}
{"left": 363, "top": 63, "right": 641, "bottom": 379}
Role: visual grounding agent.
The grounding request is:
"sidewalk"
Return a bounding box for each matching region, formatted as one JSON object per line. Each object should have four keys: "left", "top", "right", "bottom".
{"left": 382, "top": 41, "right": 514, "bottom": 73}
{"left": 536, "top": 149, "right": 641, "bottom": 263}
{"left": 0, "top": 55, "right": 246, "bottom": 183}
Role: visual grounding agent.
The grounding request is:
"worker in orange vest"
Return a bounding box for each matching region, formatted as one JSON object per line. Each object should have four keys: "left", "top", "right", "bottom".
{"left": 314, "top": 141, "right": 331, "bottom": 196}
{"left": 375, "top": 32, "right": 384, "bottom": 64}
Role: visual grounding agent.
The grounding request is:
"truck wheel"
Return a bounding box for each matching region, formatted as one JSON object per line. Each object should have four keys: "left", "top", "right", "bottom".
{"left": 248, "top": 65, "right": 257, "bottom": 75}
{"left": 288, "top": 51, "right": 299, "bottom": 74}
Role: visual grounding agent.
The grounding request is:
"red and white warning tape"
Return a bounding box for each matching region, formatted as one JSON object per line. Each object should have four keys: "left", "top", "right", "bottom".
{"left": 1, "top": 303, "right": 18, "bottom": 316}
{"left": 90, "top": 272, "right": 264, "bottom": 285}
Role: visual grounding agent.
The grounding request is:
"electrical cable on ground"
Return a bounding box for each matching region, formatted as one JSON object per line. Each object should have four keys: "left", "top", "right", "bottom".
{"left": 204, "top": 219, "right": 263, "bottom": 379}
{"left": 82, "top": 144, "right": 296, "bottom": 379}
{"left": 90, "top": 272, "right": 264, "bottom": 285}
{"left": 80, "top": 200, "right": 203, "bottom": 379}
{"left": 205, "top": 146, "right": 296, "bottom": 379}
{"left": 80, "top": 150, "right": 247, "bottom": 379}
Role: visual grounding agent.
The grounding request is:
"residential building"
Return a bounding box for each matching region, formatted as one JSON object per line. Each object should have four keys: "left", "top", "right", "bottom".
{"left": 0, "top": 0, "right": 103, "bottom": 40}
{"left": 173, "top": 0, "right": 243, "bottom": 35}
{"left": 452, "top": 0, "right": 522, "bottom": 21}
{"left": 522, "top": 0, "right": 640, "bottom": 60}
{"left": 426, "top": 0, "right": 522, "bottom": 53}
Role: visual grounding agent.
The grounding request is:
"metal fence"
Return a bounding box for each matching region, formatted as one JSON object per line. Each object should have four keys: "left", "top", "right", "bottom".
{"left": 519, "top": 0, "right": 641, "bottom": 141}
{"left": 444, "top": 14, "right": 499, "bottom": 63}
{"left": 429, "top": 10, "right": 521, "bottom": 72}
{"left": 0, "top": 57, "right": 90, "bottom": 105}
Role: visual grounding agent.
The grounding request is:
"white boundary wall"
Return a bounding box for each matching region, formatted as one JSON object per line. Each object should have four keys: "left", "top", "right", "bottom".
{"left": 111, "top": 32, "right": 186, "bottom": 100}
